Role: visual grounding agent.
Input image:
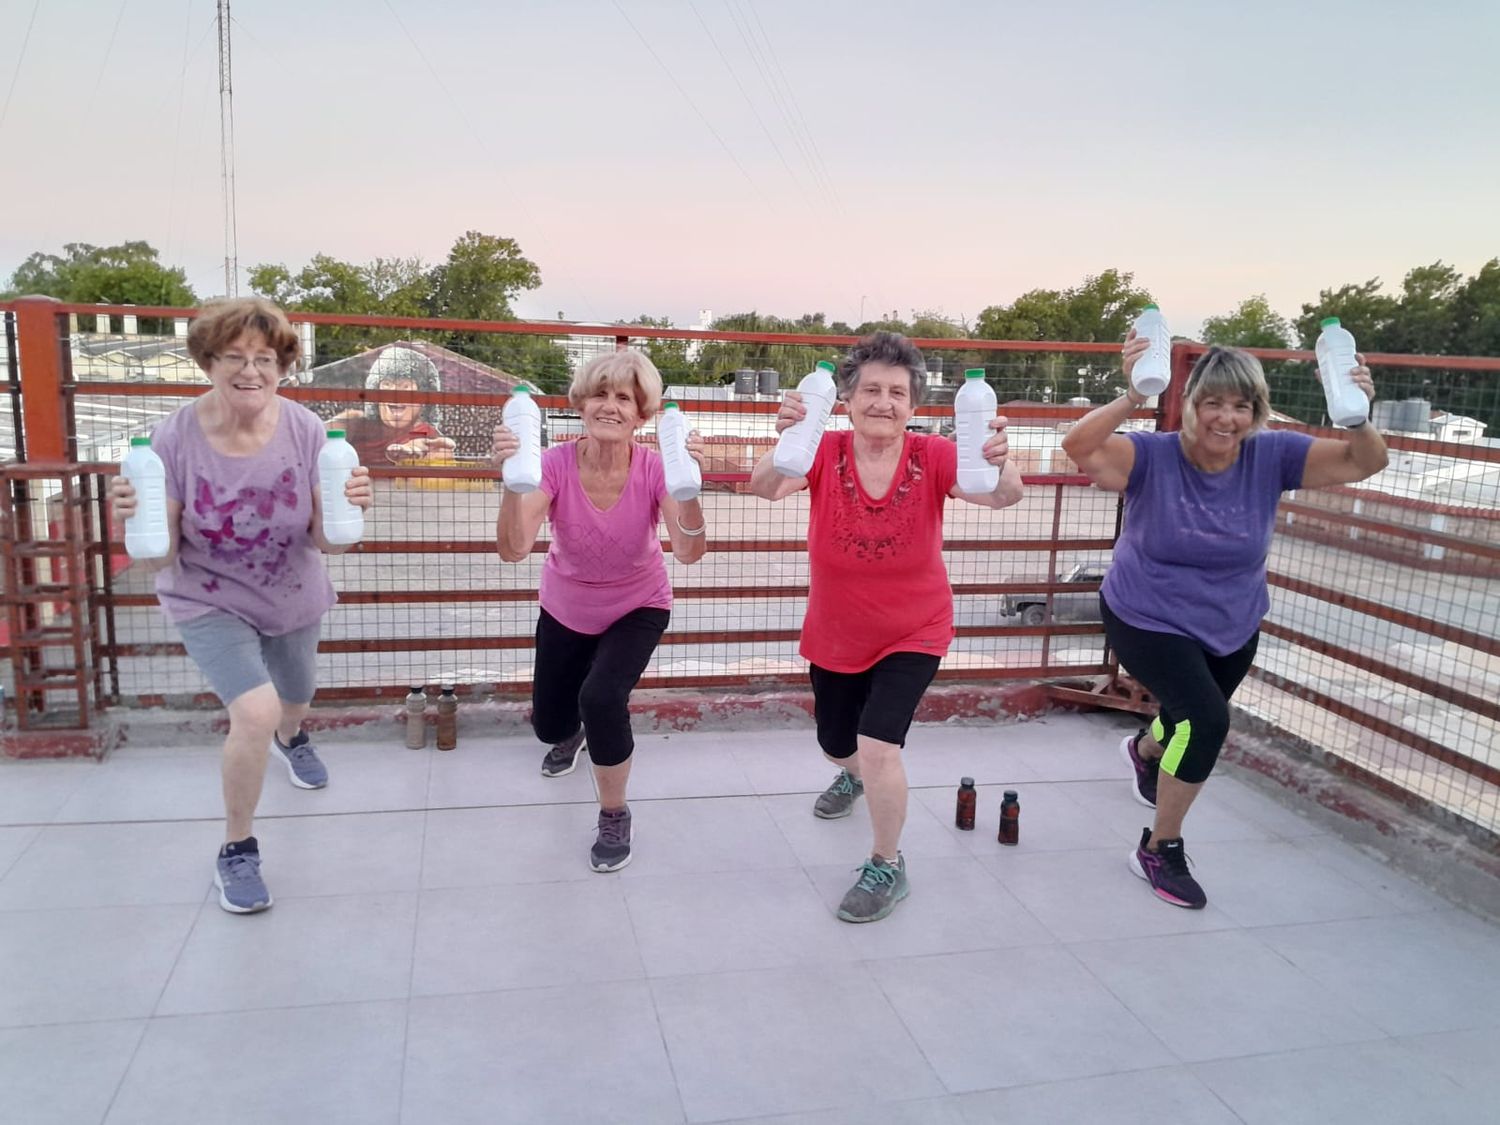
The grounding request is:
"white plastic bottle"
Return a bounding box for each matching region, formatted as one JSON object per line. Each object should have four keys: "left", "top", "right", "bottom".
{"left": 656, "top": 402, "right": 702, "bottom": 501}
{"left": 1315, "top": 317, "right": 1370, "bottom": 428}
{"left": 954, "top": 368, "right": 999, "bottom": 494}
{"left": 772, "top": 360, "right": 837, "bottom": 477}
{"left": 121, "top": 435, "right": 170, "bottom": 559}
{"left": 1130, "top": 304, "right": 1171, "bottom": 398}
{"left": 501, "top": 388, "right": 543, "bottom": 493}
{"left": 318, "top": 429, "right": 364, "bottom": 546}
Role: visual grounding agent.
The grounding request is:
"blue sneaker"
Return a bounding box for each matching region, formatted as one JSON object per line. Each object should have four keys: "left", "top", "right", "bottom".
{"left": 214, "top": 841, "right": 272, "bottom": 914}
{"left": 274, "top": 730, "right": 328, "bottom": 789}
{"left": 836, "top": 853, "right": 909, "bottom": 923}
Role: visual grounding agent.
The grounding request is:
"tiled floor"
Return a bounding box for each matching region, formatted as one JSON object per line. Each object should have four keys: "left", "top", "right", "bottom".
{"left": 2, "top": 710, "right": 1497, "bottom": 1124}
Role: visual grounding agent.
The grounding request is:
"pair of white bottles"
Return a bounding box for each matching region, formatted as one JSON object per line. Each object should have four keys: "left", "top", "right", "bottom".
{"left": 1315, "top": 318, "right": 1370, "bottom": 428}
{"left": 773, "top": 360, "right": 838, "bottom": 477}
{"left": 120, "top": 431, "right": 364, "bottom": 556}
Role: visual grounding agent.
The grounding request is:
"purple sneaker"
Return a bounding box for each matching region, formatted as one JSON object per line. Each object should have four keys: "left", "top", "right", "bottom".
{"left": 1120, "top": 732, "right": 1158, "bottom": 808}
{"left": 1129, "top": 828, "right": 1205, "bottom": 909}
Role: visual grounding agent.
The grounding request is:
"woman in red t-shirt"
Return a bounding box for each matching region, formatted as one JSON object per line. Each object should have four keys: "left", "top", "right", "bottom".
{"left": 749, "top": 332, "right": 1024, "bottom": 923}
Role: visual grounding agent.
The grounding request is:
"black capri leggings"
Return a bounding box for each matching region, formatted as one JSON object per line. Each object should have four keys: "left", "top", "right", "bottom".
{"left": 809, "top": 651, "right": 942, "bottom": 759}
{"left": 1100, "top": 595, "right": 1258, "bottom": 785}
{"left": 531, "top": 606, "right": 669, "bottom": 768}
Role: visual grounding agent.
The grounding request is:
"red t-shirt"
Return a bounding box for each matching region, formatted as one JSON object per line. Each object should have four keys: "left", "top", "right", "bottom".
{"left": 800, "top": 430, "right": 957, "bottom": 672}
{"left": 339, "top": 417, "right": 441, "bottom": 465}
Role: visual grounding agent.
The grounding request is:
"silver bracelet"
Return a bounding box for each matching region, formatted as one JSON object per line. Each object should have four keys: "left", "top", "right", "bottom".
{"left": 676, "top": 518, "right": 706, "bottom": 537}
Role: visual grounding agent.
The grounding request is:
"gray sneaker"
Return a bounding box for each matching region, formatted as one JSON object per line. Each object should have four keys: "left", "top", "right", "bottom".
{"left": 541, "top": 729, "right": 587, "bottom": 778}
{"left": 214, "top": 842, "right": 272, "bottom": 914}
{"left": 813, "top": 769, "right": 864, "bottom": 819}
{"left": 273, "top": 730, "right": 328, "bottom": 790}
{"left": 836, "top": 854, "right": 908, "bottom": 923}
{"left": 590, "top": 806, "right": 632, "bottom": 872}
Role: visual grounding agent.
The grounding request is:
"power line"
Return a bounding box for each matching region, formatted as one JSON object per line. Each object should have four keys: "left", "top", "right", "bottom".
{"left": 0, "top": 0, "right": 43, "bottom": 137}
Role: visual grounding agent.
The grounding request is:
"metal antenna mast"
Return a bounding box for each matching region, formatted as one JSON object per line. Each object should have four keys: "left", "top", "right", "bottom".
{"left": 217, "top": 0, "right": 239, "bottom": 296}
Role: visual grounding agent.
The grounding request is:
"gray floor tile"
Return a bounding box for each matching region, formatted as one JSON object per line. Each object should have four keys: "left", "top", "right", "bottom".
{"left": 896, "top": 727, "right": 1044, "bottom": 789}
{"left": 420, "top": 804, "right": 596, "bottom": 889}
{"left": 254, "top": 743, "right": 430, "bottom": 817}
{"left": 51, "top": 755, "right": 226, "bottom": 824}
{"left": 1192, "top": 1039, "right": 1480, "bottom": 1125}
{"left": 0, "top": 904, "right": 199, "bottom": 1026}
{"left": 0, "top": 820, "right": 220, "bottom": 910}
{"left": 1292, "top": 834, "right": 1451, "bottom": 913}
{"left": 1007, "top": 739, "right": 1129, "bottom": 783}
{"left": 403, "top": 982, "right": 683, "bottom": 1124}
{"left": 617, "top": 795, "right": 802, "bottom": 877}
{"left": 156, "top": 892, "right": 417, "bottom": 1015}
{"left": 1064, "top": 778, "right": 1275, "bottom": 844}
{"left": 761, "top": 792, "right": 969, "bottom": 869}
{"left": 723, "top": 1096, "right": 969, "bottom": 1124}
{"left": 105, "top": 1000, "right": 406, "bottom": 1125}
{"left": 254, "top": 810, "right": 425, "bottom": 898}
{"left": 731, "top": 734, "right": 849, "bottom": 796}
{"left": 981, "top": 847, "right": 1238, "bottom": 943}
{"left": 412, "top": 881, "right": 644, "bottom": 996}
{"left": 426, "top": 734, "right": 598, "bottom": 808}
{"left": 911, "top": 782, "right": 1135, "bottom": 854}
{"left": 869, "top": 946, "right": 1173, "bottom": 1092}
{"left": 652, "top": 964, "right": 943, "bottom": 1122}
{"left": 1208, "top": 773, "right": 1325, "bottom": 839}
{"left": 0, "top": 760, "right": 95, "bottom": 825}
{"left": 953, "top": 1067, "right": 1241, "bottom": 1124}
{"left": 1258, "top": 910, "right": 1500, "bottom": 1036}
{"left": 624, "top": 867, "right": 851, "bottom": 977}
{"left": 1071, "top": 929, "right": 1383, "bottom": 1062}
{"left": 617, "top": 733, "right": 756, "bottom": 799}
{"left": 1395, "top": 1026, "right": 1500, "bottom": 1099}
{"left": 0, "top": 1019, "right": 146, "bottom": 1125}
{"left": 804, "top": 856, "right": 1053, "bottom": 959}
{"left": 0, "top": 824, "right": 39, "bottom": 879}
{"left": 1185, "top": 839, "right": 1404, "bottom": 928}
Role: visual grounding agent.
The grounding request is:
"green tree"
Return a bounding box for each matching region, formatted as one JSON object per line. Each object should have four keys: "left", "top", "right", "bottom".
{"left": 1201, "top": 294, "right": 1292, "bottom": 349}
{"left": 1294, "top": 279, "right": 1399, "bottom": 349}
{"left": 4, "top": 241, "right": 196, "bottom": 331}
{"left": 1451, "top": 258, "right": 1500, "bottom": 357}
{"left": 623, "top": 315, "right": 692, "bottom": 383}
{"left": 693, "top": 311, "right": 842, "bottom": 388}
{"left": 427, "top": 231, "right": 540, "bottom": 323}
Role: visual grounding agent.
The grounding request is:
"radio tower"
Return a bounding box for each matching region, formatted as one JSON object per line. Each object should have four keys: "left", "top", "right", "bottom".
{"left": 217, "top": 0, "right": 239, "bottom": 296}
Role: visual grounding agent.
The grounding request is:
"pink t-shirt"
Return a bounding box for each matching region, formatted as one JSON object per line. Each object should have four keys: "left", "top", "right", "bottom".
{"left": 537, "top": 442, "right": 672, "bottom": 635}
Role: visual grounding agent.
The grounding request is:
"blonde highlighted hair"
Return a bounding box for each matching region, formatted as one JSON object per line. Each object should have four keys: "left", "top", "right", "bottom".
{"left": 568, "top": 349, "right": 664, "bottom": 420}
{"left": 1181, "top": 345, "right": 1272, "bottom": 437}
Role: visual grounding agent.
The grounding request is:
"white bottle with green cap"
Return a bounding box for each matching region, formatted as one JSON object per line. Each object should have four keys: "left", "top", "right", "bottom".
{"left": 773, "top": 360, "right": 838, "bottom": 477}
{"left": 656, "top": 402, "right": 701, "bottom": 501}
{"left": 1315, "top": 317, "right": 1369, "bottom": 428}
{"left": 1130, "top": 304, "right": 1170, "bottom": 397}
{"left": 954, "top": 368, "right": 999, "bottom": 494}
{"left": 121, "top": 434, "right": 170, "bottom": 559}
{"left": 501, "top": 387, "right": 543, "bottom": 493}
{"left": 318, "top": 429, "right": 363, "bottom": 545}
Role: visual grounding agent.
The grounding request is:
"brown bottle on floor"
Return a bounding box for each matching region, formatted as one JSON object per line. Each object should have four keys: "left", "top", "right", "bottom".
{"left": 435, "top": 685, "right": 458, "bottom": 751}
{"left": 998, "top": 790, "right": 1019, "bottom": 845}
{"left": 955, "top": 777, "right": 977, "bottom": 830}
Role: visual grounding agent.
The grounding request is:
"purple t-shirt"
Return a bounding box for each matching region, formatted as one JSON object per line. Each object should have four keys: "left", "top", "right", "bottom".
{"left": 1101, "top": 428, "right": 1314, "bottom": 655}
{"left": 153, "top": 398, "right": 336, "bottom": 635}
{"left": 537, "top": 441, "right": 672, "bottom": 635}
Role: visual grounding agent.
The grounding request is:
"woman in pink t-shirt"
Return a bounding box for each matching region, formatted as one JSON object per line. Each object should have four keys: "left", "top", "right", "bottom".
{"left": 750, "top": 332, "right": 1024, "bottom": 923}
{"left": 492, "top": 350, "right": 707, "bottom": 872}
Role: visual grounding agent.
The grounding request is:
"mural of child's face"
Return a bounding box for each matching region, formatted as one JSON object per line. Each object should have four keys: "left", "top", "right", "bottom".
{"left": 377, "top": 378, "right": 423, "bottom": 431}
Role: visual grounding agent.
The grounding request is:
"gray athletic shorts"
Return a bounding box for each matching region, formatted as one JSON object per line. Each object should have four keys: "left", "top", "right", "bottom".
{"left": 176, "top": 612, "right": 322, "bottom": 706}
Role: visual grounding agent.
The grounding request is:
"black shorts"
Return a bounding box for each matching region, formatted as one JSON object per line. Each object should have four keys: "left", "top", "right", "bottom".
{"left": 808, "top": 651, "right": 942, "bottom": 758}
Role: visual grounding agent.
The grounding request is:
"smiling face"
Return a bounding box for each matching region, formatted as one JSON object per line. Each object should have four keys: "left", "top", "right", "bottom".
{"left": 205, "top": 330, "right": 284, "bottom": 418}
{"left": 1188, "top": 390, "right": 1256, "bottom": 457}
{"left": 580, "top": 378, "right": 644, "bottom": 444}
{"left": 846, "top": 360, "right": 915, "bottom": 440}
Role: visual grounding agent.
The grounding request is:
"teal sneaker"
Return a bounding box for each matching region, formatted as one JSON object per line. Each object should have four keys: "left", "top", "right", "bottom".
{"left": 836, "top": 853, "right": 908, "bottom": 923}
{"left": 813, "top": 769, "right": 864, "bottom": 819}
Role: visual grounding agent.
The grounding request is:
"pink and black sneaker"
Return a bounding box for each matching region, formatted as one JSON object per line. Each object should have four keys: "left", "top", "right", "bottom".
{"left": 1120, "top": 731, "right": 1158, "bottom": 808}
{"left": 1130, "top": 828, "right": 1206, "bottom": 909}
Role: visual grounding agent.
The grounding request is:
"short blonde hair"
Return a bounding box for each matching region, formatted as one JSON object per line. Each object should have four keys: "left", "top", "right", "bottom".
{"left": 187, "top": 297, "right": 299, "bottom": 374}
{"left": 568, "top": 349, "right": 663, "bottom": 420}
{"left": 1181, "top": 346, "right": 1272, "bottom": 437}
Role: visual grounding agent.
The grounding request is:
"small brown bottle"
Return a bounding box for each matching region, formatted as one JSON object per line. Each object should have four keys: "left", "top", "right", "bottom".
{"left": 405, "top": 686, "right": 428, "bottom": 750}
{"left": 955, "top": 777, "right": 977, "bottom": 830}
{"left": 998, "top": 790, "right": 1019, "bottom": 845}
{"left": 435, "top": 685, "right": 458, "bottom": 751}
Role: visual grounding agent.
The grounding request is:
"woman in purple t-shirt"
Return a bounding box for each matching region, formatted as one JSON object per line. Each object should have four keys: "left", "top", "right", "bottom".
{"left": 108, "top": 298, "right": 372, "bottom": 915}
{"left": 491, "top": 350, "right": 707, "bottom": 873}
{"left": 1062, "top": 336, "right": 1388, "bottom": 910}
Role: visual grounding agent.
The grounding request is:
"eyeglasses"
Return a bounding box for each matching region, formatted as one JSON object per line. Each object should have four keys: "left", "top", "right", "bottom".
{"left": 215, "top": 353, "right": 281, "bottom": 374}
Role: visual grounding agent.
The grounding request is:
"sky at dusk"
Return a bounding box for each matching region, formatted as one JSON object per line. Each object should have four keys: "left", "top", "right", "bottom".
{"left": 3, "top": 0, "right": 1498, "bottom": 337}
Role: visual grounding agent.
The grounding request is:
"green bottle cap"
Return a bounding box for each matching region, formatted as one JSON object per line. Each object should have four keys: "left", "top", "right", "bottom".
{"left": 1320, "top": 317, "right": 1341, "bottom": 328}
{"left": 816, "top": 360, "right": 836, "bottom": 373}
{"left": 964, "top": 369, "right": 985, "bottom": 379}
{"left": 327, "top": 429, "right": 346, "bottom": 439}
{"left": 130, "top": 435, "right": 151, "bottom": 447}
{"left": 664, "top": 402, "right": 680, "bottom": 410}
{"left": 512, "top": 387, "right": 531, "bottom": 395}
{"left": 1143, "top": 303, "right": 1159, "bottom": 312}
